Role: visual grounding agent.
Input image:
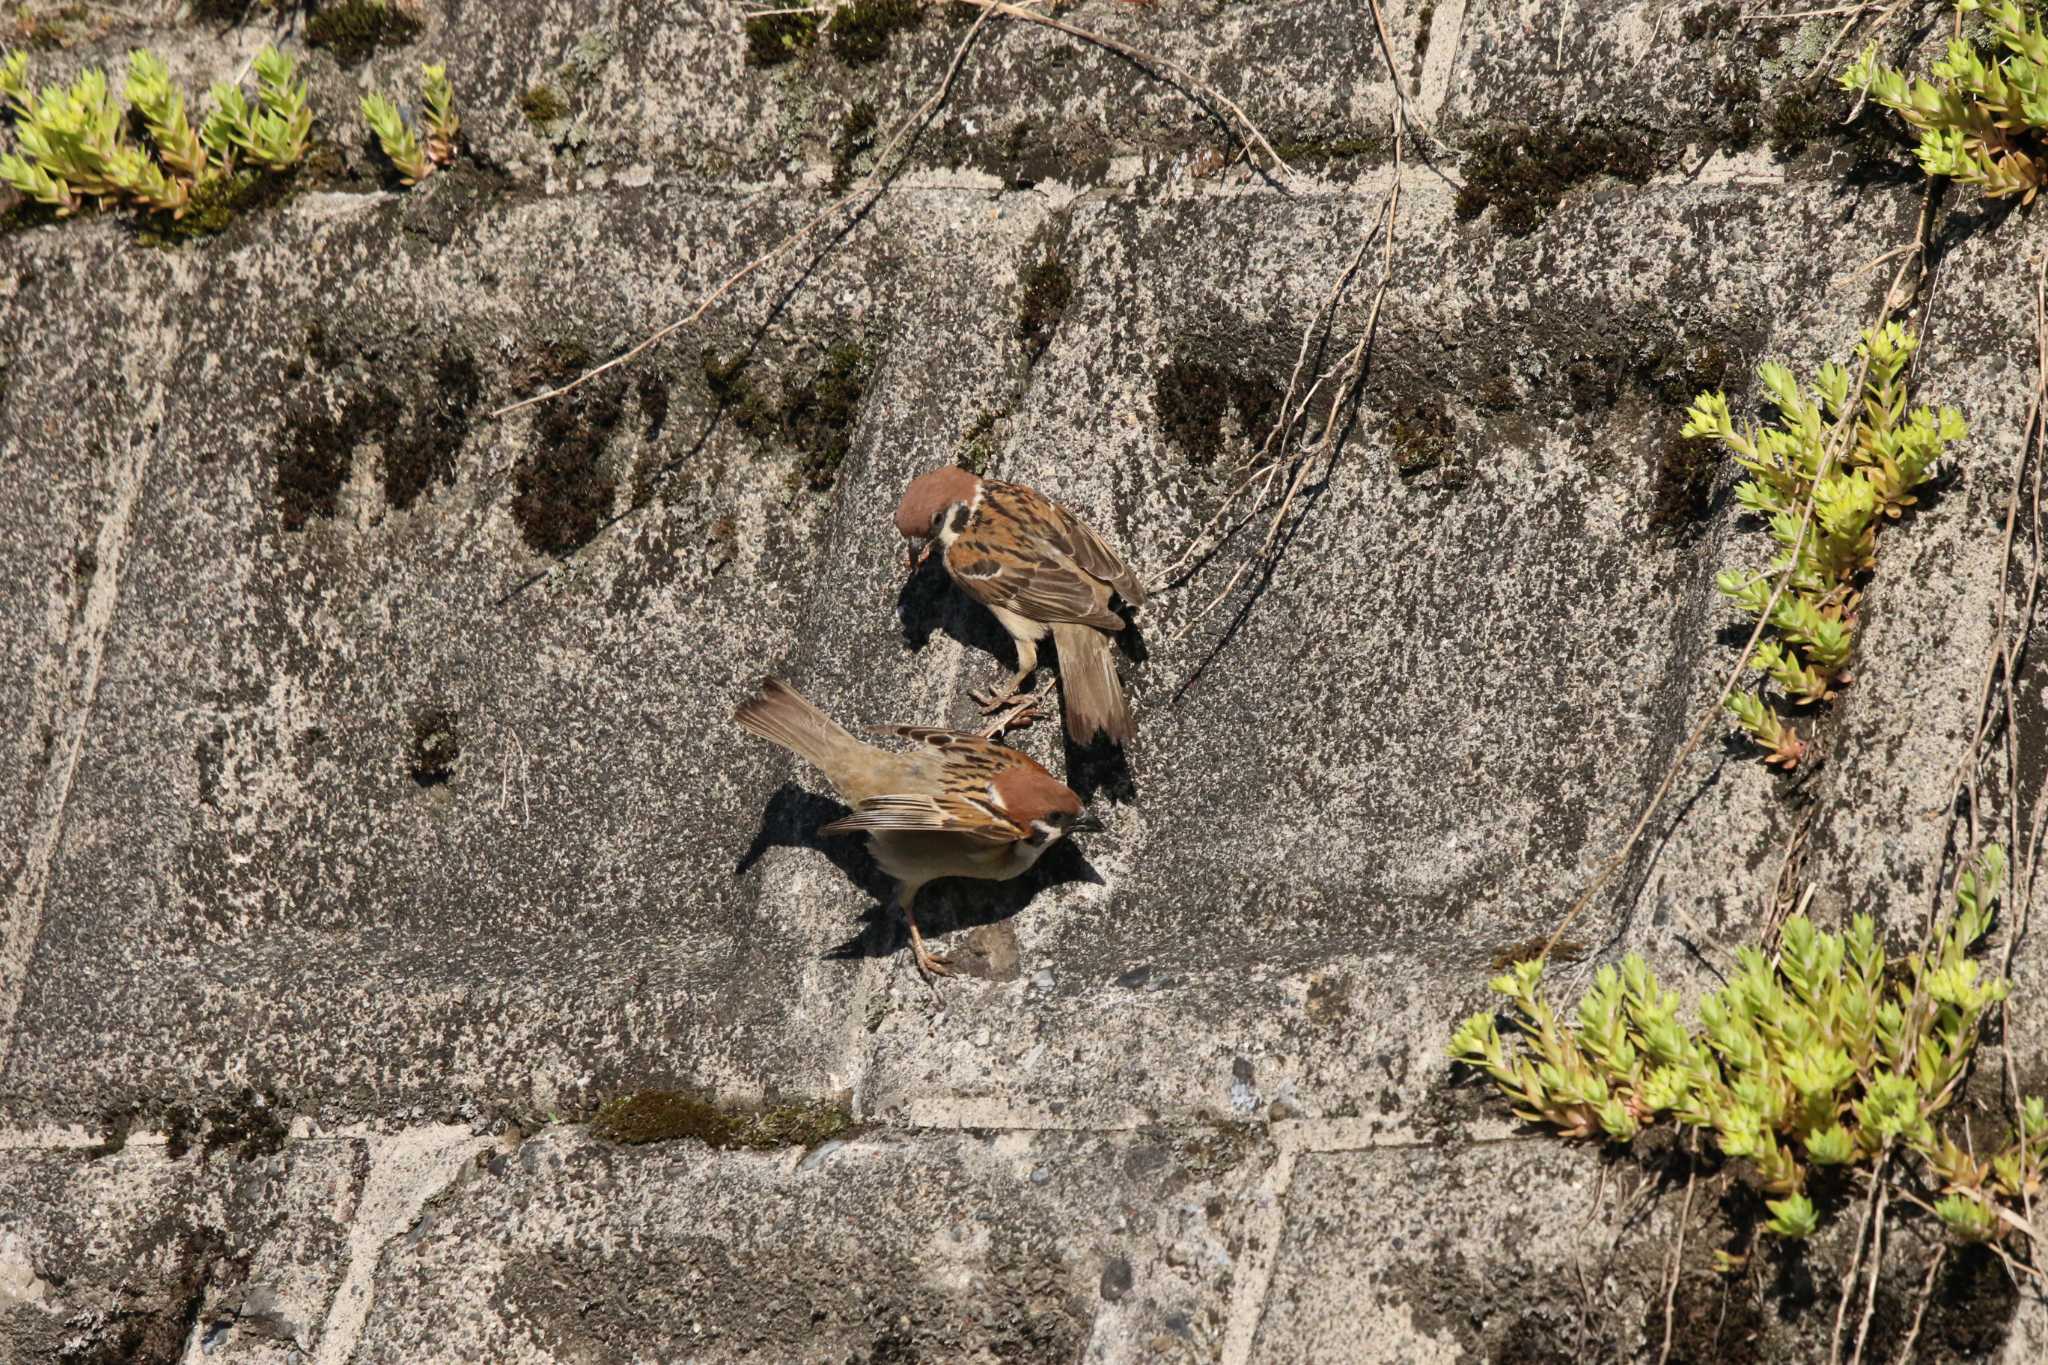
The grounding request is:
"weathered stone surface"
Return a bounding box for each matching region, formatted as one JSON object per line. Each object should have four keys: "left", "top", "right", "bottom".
{"left": 344, "top": 1126, "right": 1264, "bottom": 1363}
{"left": 0, "top": 1132, "right": 364, "bottom": 1363}
{"left": 3, "top": 0, "right": 2046, "bottom": 1357}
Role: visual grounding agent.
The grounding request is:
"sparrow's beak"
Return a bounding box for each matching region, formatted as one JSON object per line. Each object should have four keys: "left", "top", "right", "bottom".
{"left": 1070, "top": 811, "right": 1107, "bottom": 835}
{"left": 904, "top": 538, "right": 934, "bottom": 574}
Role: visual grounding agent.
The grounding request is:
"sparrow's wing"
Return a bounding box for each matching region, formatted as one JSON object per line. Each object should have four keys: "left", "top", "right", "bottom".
{"left": 947, "top": 484, "right": 1127, "bottom": 630}
{"left": 819, "top": 792, "right": 1021, "bottom": 844}
{"left": 870, "top": 725, "right": 1027, "bottom": 768}
{"left": 1042, "top": 498, "right": 1146, "bottom": 607}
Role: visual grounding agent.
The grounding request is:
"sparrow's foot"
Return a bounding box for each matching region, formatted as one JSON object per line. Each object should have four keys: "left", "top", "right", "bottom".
{"left": 977, "top": 689, "right": 1046, "bottom": 739}
{"left": 971, "top": 671, "right": 1042, "bottom": 714}
{"left": 904, "top": 918, "right": 955, "bottom": 981}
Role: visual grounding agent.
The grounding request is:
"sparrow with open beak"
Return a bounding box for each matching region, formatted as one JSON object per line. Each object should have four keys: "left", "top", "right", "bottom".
{"left": 894, "top": 466, "right": 1144, "bottom": 746}
{"left": 734, "top": 677, "right": 1101, "bottom": 978}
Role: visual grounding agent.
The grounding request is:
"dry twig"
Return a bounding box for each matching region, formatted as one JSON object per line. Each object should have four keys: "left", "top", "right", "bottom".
{"left": 1154, "top": 0, "right": 1407, "bottom": 633}
{"left": 1539, "top": 180, "right": 1940, "bottom": 964}
{"left": 490, "top": 5, "right": 998, "bottom": 421}
{"left": 1655, "top": 1138, "right": 1700, "bottom": 1365}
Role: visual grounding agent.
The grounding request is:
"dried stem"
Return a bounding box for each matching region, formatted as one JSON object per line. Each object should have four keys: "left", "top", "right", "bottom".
{"left": 945, "top": 0, "right": 1293, "bottom": 180}
{"left": 1655, "top": 1138, "right": 1699, "bottom": 1365}
{"left": 1155, "top": 0, "right": 1407, "bottom": 632}
{"left": 1893, "top": 1243, "right": 1948, "bottom": 1365}
{"left": 490, "top": 7, "right": 996, "bottom": 421}
{"left": 1540, "top": 178, "right": 1938, "bottom": 963}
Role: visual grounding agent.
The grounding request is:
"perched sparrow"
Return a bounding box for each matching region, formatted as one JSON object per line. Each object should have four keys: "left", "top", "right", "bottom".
{"left": 894, "top": 467, "right": 1145, "bottom": 746}
{"left": 733, "top": 677, "right": 1098, "bottom": 978}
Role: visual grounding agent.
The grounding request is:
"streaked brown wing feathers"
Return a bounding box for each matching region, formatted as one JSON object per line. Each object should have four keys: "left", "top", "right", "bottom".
{"left": 819, "top": 792, "right": 1021, "bottom": 843}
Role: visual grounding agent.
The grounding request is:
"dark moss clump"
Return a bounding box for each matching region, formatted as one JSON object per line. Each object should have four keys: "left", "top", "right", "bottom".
{"left": 1155, "top": 357, "right": 1281, "bottom": 467}
{"left": 955, "top": 409, "right": 1003, "bottom": 475}
{"left": 519, "top": 84, "right": 570, "bottom": 132}
{"left": 512, "top": 373, "right": 624, "bottom": 555}
{"left": 383, "top": 348, "right": 480, "bottom": 511}
{"left": 164, "top": 1104, "right": 199, "bottom": 1160}
{"left": 1646, "top": 428, "right": 1720, "bottom": 533}
{"left": 590, "top": 1090, "right": 854, "bottom": 1149}
{"left": 830, "top": 99, "right": 878, "bottom": 193}
{"left": 829, "top": 0, "right": 922, "bottom": 64}
{"left": 1767, "top": 84, "right": 1842, "bottom": 158}
{"left": 1455, "top": 121, "right": 1658, "bottom": 235}
{"left": 409, "top": 706, "right": 460, "bottom": 787}
{"left": 745, "top": 9, "right": 819, "bottom": 67}
{"left": 637, "top": 370, "right": 671, "bottom": 444}
{"left": 1681, "top": 2, "right": 1740, "bottom": 39}
{"left": 306, "top": 0, "right": 423, "bottom": 68}
{"left": 198, "top": 1088, "right": 289, "bottom": 1162}
{"left": 701, "top": 347, "right": 778, "bottom": 438}
{"left": 1707, "top": 66, "right": 1761, "bottom": 152}
{"left": 86, "top": 1109, "right": 135, "bottom": 1159}
{"left": 136, "top": 170, "right": 286, "bottom": 246}
{"left": 780, "top": 342, "right": 868, "bottom": 491}
{"left": 278, "top": 385, "right": 402, "bottom": 531}
{"left": 1269, "top": 132, "right": 1392, "bottom": 172}
{"left": 1015, "top": 251, "right": 1073, "bottom": 361}
{"left": 1388, "top": 392, "right": 1456, "bottom": 475}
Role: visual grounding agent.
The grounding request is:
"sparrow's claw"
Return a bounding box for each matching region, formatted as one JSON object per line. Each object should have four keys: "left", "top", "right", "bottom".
{"left": 977, "top": 693, "right": 1045, "bottom": 739}
{"left": 912, "top": 942, "right": 956, "bottom": 980}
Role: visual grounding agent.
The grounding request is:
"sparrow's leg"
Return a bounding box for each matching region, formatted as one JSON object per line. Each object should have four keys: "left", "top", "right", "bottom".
{"left": 977, "top": 677, "right": 1051, "bottom": 738}
{"left": 898, "top": 888, "right": 953, "bottom": 980}
{"left": 971, "top": 635, "right": 1040, "bottom": 712}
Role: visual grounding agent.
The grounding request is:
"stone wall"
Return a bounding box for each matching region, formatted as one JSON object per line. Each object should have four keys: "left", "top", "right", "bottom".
{"left": 2, "top": 0, "right": 2044, "bottom": 1359}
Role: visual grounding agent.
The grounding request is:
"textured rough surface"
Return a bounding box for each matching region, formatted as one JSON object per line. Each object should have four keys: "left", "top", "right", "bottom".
{"left": 3, "top": 0, "right": 2046, "bottom": 1359}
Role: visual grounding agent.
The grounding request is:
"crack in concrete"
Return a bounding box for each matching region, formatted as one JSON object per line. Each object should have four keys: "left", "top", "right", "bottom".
{"left": 310, "top": 1126, "right": 491, "bottom": 1365}
{"left": 0, "top": 423, "right": 156, "bottom": 1076}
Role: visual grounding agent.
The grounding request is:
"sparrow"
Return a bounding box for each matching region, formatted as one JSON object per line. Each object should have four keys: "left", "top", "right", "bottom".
{"left": 894, "top": 466, "right": 1145, "bottom": 746}
{"left": 733, "top": 677, "right": 1099, "bottom": 978}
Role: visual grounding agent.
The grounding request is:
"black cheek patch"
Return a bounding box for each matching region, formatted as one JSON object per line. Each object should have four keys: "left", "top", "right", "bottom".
{"left": 948, "top": 503, "right": 973, "bottom": 535}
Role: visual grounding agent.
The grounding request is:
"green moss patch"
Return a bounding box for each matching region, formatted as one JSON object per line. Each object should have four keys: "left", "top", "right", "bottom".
{"left": 1155, "top": 356, "right": 1281, "bottom": 467}
{"left": 520, "top": 83, "right": 570, "bottom": 132}
{"left": 1015, "top": 251, "right": 1072, "bottom": 361}
{"left": 590, "top": 1090, "right": 854, "bottom": 1149}
{"left": 829, "top": 0, "right": 922, "bottom": 64}
{"left": 745, "top": 9, "right": 819, "bottom": 67}
{"left": 1454, "top": 121, "right": 1658, "bottom": 235}
{"left": 306, "top": 0, "right": 423, "bottom": 69}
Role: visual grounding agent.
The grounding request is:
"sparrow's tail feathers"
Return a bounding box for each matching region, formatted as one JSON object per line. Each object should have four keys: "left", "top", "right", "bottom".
{"left": 1052, "top": 622, "right": 1134, "bottom": 746}
{"left": 733, "top": 678, "right": 863, "bottom": 777}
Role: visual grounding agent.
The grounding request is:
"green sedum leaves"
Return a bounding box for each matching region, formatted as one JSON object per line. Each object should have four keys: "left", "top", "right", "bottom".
{"left": 1, "top": 44, "right": 312, "bottom": 223}
{"left": 1844, "top": 1, "right": 2048, "bottom": 203}
{"left": 1687, "top": 324, "right": 1965, "bottom": 766}
{"left": 1451, "top": 849, "right": 2042, "bottom": 1244}
{"left": 363, "top": 61, "right": 459, "bottom": 187}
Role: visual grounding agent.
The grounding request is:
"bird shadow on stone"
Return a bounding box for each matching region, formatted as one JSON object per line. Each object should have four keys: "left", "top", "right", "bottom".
{"left": 1062, "top": 727, "right": 1137, "bottom": 806}
{"left": 895, "top": 549, "right": 1016, "bottom": 670}
{"left": 821, "top": 838, "right": 1104, "bottom": 964}
{"left": 734, "top": 782, "right": 895, "bottom": 905}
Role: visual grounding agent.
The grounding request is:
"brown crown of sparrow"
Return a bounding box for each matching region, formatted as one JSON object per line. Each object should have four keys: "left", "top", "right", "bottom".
{"left": 733, "top": 677, "right": 1099, "bottom": 978}
{"left": 895, "top": 466, "right": 1145, "bottom": 746}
